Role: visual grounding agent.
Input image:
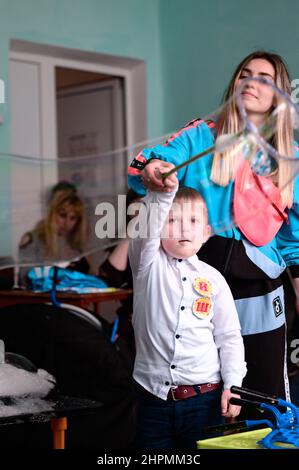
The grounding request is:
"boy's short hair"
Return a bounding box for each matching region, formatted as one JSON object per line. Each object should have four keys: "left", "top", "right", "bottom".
{"left": 174, "top": 186, "right": 205, "bottom": 204}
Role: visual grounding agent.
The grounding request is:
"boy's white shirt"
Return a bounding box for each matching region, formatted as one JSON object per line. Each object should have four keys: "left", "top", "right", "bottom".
{"left": 129, "top": 188, "right": 246, "bottom": 400}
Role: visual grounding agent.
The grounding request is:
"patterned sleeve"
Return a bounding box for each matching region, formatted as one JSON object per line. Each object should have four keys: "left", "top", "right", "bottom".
{"left": 127, "top": 118, "right": 209, "bottom": 194}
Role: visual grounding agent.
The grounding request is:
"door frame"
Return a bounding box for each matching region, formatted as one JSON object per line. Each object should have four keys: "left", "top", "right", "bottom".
{"left": 9, "top": 39, "right": 147, "bottom": 163}
{"left": 9, "top": 40, "right": 147, "bottom": 258}
{"left": 56, "top": 78, "right": 125, "bottom": 158}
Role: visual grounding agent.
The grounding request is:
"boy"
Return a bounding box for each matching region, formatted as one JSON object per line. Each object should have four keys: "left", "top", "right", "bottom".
{"left": 129, "top": 173, "right": 246, "bottom": 449}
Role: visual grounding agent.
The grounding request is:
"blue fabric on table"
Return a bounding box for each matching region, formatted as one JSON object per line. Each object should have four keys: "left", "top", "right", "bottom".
{"left": 27, "top": 266, "right": 108, "bottom": 293}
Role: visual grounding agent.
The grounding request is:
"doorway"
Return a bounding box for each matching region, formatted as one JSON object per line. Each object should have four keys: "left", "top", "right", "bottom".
{"left": 9, "top": 40, "right": 147, "bottom": 259}
{"left": 56, "top": 66, "right": 126, "bottom": 196}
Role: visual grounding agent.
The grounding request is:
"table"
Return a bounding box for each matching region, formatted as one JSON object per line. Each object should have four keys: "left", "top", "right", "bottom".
{"left": 0, "top": 395, "right": 102, "bottom": 449}
{"left": 197, "top": 428, "right": 272, "bottom": 449}
{"left": 0, "top": 288, "right": 133, "bottom": 314}
{"left": 197, "top": 428, "right": 271, "bottom": 449}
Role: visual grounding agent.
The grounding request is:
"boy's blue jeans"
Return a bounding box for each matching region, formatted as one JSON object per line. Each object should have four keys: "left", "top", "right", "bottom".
{"left": 135, "top": 386, "right": 223, "bottom": 449}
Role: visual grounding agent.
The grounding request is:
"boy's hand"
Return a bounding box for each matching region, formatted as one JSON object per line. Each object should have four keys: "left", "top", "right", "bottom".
{"left": 221, "top": 389, "right": 241, "bottom": 418}
{"left": 142, "top": 160, "right": 177, "bottom": 192}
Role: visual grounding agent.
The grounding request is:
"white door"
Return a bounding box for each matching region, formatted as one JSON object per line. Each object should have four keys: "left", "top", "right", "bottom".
{"left": 9, "top": 58, "right": 43, "bottom": 258}
{"left": 56, "top": 78, "right": 126, "bottom": 198}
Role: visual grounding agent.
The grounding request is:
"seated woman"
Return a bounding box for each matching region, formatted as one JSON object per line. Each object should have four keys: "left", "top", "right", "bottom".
{"left": 19, "top": 191, "right": 90, "bottom": 286}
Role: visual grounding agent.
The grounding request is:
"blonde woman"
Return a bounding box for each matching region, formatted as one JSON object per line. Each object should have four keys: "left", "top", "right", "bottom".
{"left": 19, "top": 191, "right": 89, "bottom": 277}
{"left": 128, "top": 51, "right": 299, "bottom": 417}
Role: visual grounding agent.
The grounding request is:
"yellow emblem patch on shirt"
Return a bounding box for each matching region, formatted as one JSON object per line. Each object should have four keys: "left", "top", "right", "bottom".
{"left": 192, "top": 297, "right": 212, "bottom": 319}
{"left": 193, "top": 278, "right": 212, "bottom": 297}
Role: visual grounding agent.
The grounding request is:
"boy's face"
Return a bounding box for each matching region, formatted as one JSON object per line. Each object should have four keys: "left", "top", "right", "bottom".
{"left": 161, "top": 198, "right": 211, "bottom": 259}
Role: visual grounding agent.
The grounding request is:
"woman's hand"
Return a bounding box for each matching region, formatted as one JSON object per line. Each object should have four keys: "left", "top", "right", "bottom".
{"left": 142, "top": 160, "right": 178, "bottom": 192}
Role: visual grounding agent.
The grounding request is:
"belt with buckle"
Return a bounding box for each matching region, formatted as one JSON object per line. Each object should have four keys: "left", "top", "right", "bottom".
{"left": 167, "top": 382, "right": 222, "bottom": 401}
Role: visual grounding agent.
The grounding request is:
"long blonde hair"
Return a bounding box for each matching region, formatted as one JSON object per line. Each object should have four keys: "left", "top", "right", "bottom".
{"left": 211, "top": 51, "right": 294, "bottom": 207}
{"left": 36, "top": 192, "right": 88, "bottom": 258}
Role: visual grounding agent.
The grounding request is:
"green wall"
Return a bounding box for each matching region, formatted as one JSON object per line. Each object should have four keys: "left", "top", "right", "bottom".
{"left": 0, "top": 0, "right": 163, "bottom": 148}
{"left": 159, "top": 0, "right": 299, "bottom": 132}
{"left": 2, "top": 0, "right": 299, "bottom": 151}
{"left": 0, "top": 0, "right": 162, "bottom": 254}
